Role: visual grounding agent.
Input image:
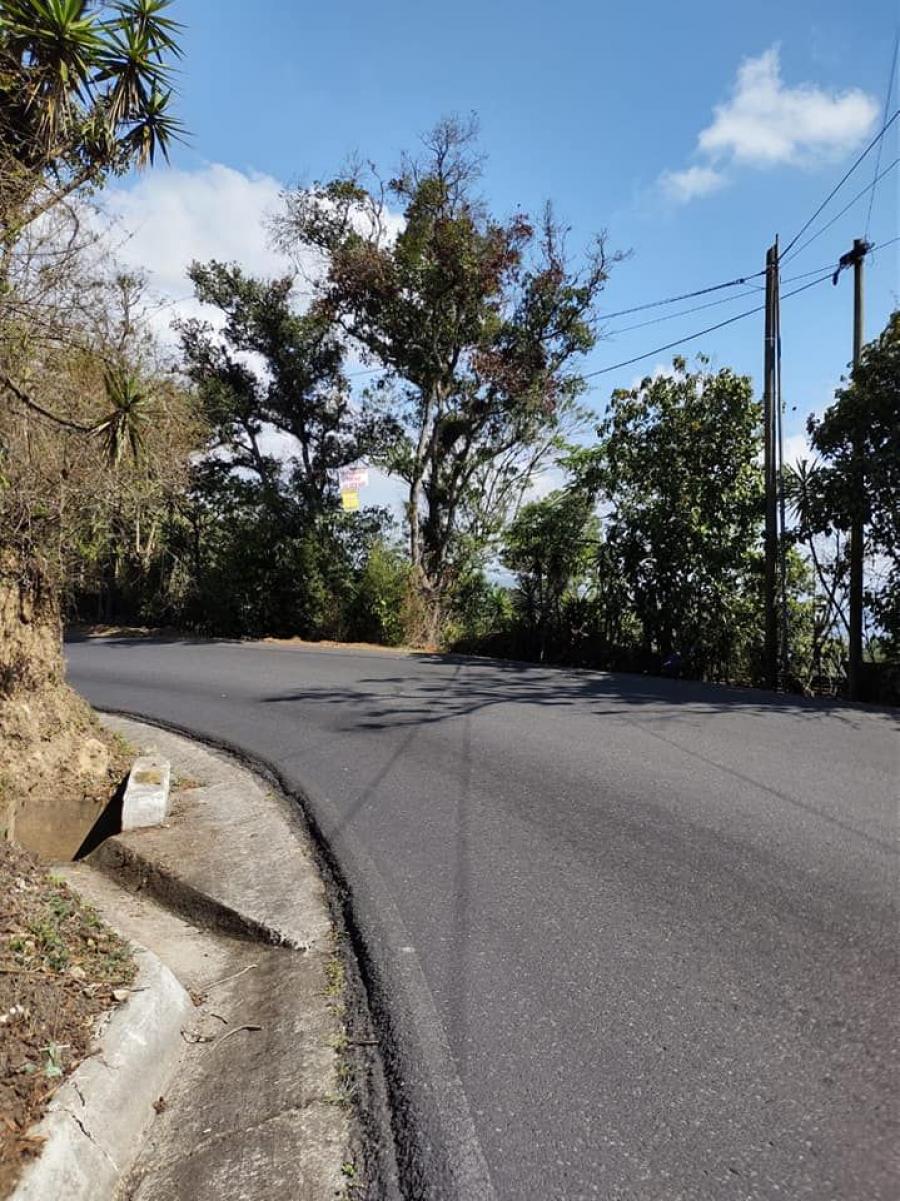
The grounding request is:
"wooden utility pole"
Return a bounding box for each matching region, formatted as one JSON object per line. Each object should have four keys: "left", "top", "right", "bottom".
{"left": 762, "top": 241, "right": 779, "bottom": 690}
{"left": 774, "top": 257, "right": 790, "bottom": 687}
{"left": 847, "top": 238, "right": 867, "bottom": 700}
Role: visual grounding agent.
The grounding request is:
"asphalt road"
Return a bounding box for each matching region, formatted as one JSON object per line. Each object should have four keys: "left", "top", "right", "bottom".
{"left": 66, "top": 638, "right": 898, "bottom": 1201}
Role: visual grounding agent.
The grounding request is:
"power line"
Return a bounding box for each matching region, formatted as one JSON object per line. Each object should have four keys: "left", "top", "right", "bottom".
{"left": 346, "top": 241, "right": 898, "bottom": 387}
{"left": 581, "top": 272, "right": 833, "bottom": 381}
{"left": 606, "top": 286, "right": 767, "bottom": 336}
{"left": 584, "top": 233, "right": 897, "bottom": 383}
{"left": 868, "top": 232, "right": 900, "bottom": 259}
{"left": 605, "top": 261, "right": 842, "bottom": 336}
{"left": 782, "top": 107, "right": 900, "bottom": 257}
{"left": 865, "top": 30, "right": 899, "bottom": 239}
{"left": 783, "top": 156, "right": 900, "bottom": 264}
{"left": 598, "top": 271, "right": 764, "bottom": 322}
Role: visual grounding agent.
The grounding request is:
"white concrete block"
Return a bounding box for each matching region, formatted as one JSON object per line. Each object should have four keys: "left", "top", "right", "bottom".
{"left": 122, "top": 755, "right": 171, "bottom": 830}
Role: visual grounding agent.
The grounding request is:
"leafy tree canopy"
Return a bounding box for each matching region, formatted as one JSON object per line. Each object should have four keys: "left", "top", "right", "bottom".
{"left": 178, "top": 260, "right": 378, "bottom": 511}
{"left": 273, "top": 116, "right": 619, "bottom": 638}
{"left": 571, "top": 356, "right": 765, "bottom": 677}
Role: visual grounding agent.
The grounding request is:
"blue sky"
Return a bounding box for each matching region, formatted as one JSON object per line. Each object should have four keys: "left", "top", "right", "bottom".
{"left": 107, "top": 0, "right": 898, "bottom": 495}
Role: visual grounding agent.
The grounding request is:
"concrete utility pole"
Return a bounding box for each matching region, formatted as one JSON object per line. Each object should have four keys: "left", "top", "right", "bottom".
{"left": 847, "top": 238, "right": 868, "bottom": 701}
{"left": 762, "top": 241, "right": 779, "bottom": 691}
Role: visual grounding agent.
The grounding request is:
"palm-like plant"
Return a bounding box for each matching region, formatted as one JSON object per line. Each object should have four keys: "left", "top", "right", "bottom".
{"left": 0, "top": 0, "right": 184, "bottom": 231}
{"left": 93, "top": 362, "right": 150, "bottom": 465}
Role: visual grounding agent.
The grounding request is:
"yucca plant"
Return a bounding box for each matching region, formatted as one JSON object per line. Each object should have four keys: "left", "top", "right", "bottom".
{"left": 93, "top": 362, "right": 150, "bottom": 464}
{"left": 0, "top": 0, "right": 184, "bottom": 233}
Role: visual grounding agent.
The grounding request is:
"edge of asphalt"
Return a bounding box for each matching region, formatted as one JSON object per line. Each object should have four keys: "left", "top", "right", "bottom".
{"left": 11, "top": 944, "right": 191, "bottom": 1201}
{"left": 95, "top": 705, "right": 499, "bottom": 1201}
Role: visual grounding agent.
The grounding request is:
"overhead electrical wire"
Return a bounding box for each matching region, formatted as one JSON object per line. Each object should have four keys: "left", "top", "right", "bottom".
{"left": 584, "top": 229, "right": 898, "bottom": 382}
{"left": 597, "top": 271, "right": 764, "bottom": 322}
{"left": 781, "top": 107, "right": 900, "bottom": 257}
{"left": 782, "top": 156, "right": 900, "bottom": 264}
{"left": 604, "top": 261, "right": 844, "bottom": 337}
{"left": 865, "top": 30, "right": 899, "bottom": 239}
{"left": 581, "top": 271, "right": 834, "bottom": 380}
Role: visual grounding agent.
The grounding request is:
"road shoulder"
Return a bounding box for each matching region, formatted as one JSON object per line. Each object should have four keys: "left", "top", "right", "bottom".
{"left": 55, "top": 715, "right": 387, "bottom": 1200}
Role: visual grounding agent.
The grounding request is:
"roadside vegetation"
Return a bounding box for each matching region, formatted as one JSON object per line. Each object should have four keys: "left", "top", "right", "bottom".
{"left": 1, "top": 0, "right": 898, "bottom": 853}
{"left": 0, "top": 840, "right": 135, "bottom": 1197}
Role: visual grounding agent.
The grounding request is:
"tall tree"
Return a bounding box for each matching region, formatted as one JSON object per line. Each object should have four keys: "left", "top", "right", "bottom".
{"left": 502, "top": 488, "right": 598, "bottom": 662}
{"left": 801, "top": 311, "right": 900, "bottom": 664}
{"left": 173, "top": 261, "right": 398, "bottom": 640}
{"left": 177, "top": 260, "right": 372, "bottom": 509}
{"left": 273, "top": 117, "right": 616, "bottom": 640}
{"left": 577, "top": 357, "right": 765, "bottom": 680}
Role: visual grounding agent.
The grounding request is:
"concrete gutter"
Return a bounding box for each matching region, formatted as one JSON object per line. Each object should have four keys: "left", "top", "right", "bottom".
{"left": 11, "top": 946, "right": 191, "bottom": 1201}
{"left": 87, "top": 720, "right": 332, "bottom": 953}
{"left": 63, "top": 713, "right": 388, "bottom": 1200}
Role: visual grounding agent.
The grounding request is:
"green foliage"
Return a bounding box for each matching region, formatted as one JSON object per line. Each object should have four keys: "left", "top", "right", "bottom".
{"left": 350, "top": 542, "right": 411, "bottom": 646}
{"left": 502, "top": 488, "right": 598, "bottom": 661}
{"left": 274, "top": 117, "right": 617, "bottom": 639}
{"left": 804, "top": 311, "right": 900, "bottom": 656}
{"left": 92, "top": 364, "right": 151, "bottom": 465}
{"left": 582, "top": 357, "right": 766, "bottom": 680}
{"left": 0, "top": 0, "right": 184, "bottom": 235}
{"left": 441, "top": 570, "right": 514, "bottom": 652}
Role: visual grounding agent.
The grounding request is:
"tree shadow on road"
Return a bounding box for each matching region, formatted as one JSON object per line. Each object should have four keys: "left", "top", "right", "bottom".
{"left": 261, "top": 651, "right": 894, "bottom": 733}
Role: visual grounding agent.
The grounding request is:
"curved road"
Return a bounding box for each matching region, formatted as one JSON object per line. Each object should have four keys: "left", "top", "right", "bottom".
{"left": 67, "top": 638, "right": 898, "bottom": 1201}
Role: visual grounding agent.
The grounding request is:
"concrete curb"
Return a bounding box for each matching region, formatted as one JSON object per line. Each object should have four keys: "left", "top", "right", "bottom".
{"left": 11, "top": 945, "right": 192, "bottom": 1201}
{"left": 87, "top": 836, "right": 308, "bottom": 949}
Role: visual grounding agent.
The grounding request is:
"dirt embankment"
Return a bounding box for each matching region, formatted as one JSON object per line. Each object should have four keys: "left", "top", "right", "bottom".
{"left": 2, "top": 576, "right": 130, "bottom": 858}
{"left": 0, "top": 841, "right": 135, "bottom": 1198}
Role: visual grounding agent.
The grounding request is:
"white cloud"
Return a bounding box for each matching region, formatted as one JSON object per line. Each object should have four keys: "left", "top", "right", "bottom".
{"left": 699, "top": 47, "right": 877, "bottom": 167}
{"left": 659, "top": 165, "right": 728, "bottom": 202}
{"left": 93, "top": 163, "right": 407, "bottom": 513}
{"left": 101, "top": 164, "right": 289, "bottom": 305}
{"left": 660, "top": 46, "right": 878, "bottom": 203}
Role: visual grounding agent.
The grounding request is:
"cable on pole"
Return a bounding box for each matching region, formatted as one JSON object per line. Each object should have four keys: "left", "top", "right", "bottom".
{"left": 581, "top": 272, "right": 833, "bottom": 380}
{"left": 597, "top": 272, "right": 766, "bottom": 322}
{"left": 783, "top": 156, "right": 900, "bottom": 265}
{"left": 865, "top": 30, "right": 899, "bottom": 239}
{"left": 781, "top": 107, "right": 900, "bottom": 257}
{"left": 604, "top": 260, "right": 850, "bottom": 336}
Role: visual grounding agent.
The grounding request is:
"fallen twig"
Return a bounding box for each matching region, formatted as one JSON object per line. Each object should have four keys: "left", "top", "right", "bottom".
{"left": 205, "top": 963, "right": 258, "bottom": 991}
{"left": 211, "top": 1023, "right": 263, "bottom": 1050}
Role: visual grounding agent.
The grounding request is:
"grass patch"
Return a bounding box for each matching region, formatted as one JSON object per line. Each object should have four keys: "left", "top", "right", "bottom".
{"left": 0, "top": 841, "right": 135, "bottom": 1195}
